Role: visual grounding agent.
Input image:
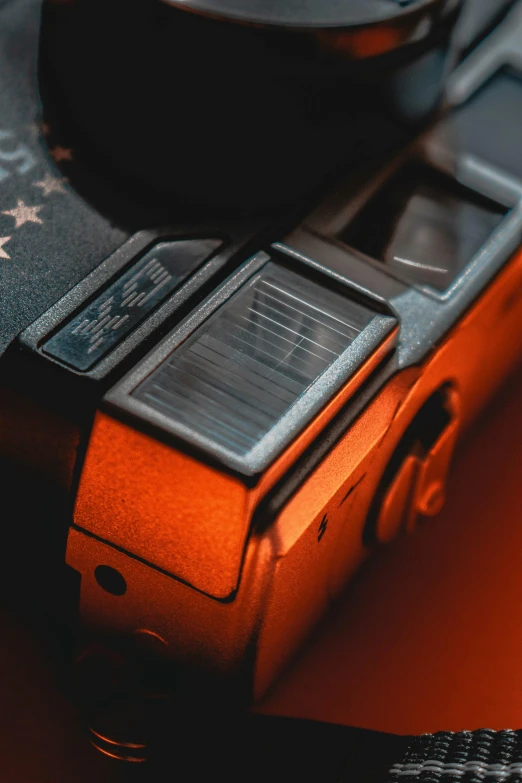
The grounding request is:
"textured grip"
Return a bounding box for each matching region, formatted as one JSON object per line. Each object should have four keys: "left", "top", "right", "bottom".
{"left": 387, "top": 730, "right": 522, "bottom": 782}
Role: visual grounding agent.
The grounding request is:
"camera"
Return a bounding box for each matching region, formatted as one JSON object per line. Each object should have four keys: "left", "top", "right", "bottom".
{"left": 0, "top": 0, "right": 521, "bottom": 706}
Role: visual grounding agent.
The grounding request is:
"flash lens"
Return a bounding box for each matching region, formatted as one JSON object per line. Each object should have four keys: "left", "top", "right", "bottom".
{"left": 132, "top": 263, "right": 379, "bottom": 458}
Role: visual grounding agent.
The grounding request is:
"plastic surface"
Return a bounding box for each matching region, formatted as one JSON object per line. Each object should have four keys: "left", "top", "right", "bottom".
{"left": 43, "top": 239, "right": 222, "bottom": 371}
{"left": 133, "top": 262, "right": 379, "bottom": 461}
{"left": 439, "top": 69, "right": 522, "bottom": 180}
{"left": 340, "top": 164, "right": 508, "bottom": 291}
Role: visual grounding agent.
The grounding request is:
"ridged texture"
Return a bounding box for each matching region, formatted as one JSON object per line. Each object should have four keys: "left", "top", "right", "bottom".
{"left": 388, "top": 729, "right": 522, "bottom": 782}
{"left": 134, "top": 264, "right": 375, "bottom": 456}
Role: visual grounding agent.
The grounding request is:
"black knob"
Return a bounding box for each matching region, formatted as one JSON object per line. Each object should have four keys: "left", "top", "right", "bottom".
{"left": 162, "top": 0, "right": 452, "bottom": 28}
{"left": 38, "top": 0, "right": 463, "bottom": 214}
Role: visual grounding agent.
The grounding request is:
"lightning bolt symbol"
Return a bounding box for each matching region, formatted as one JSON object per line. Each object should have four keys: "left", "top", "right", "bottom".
{"left": 317, "top": 513, "right": 328, "bottom": 542}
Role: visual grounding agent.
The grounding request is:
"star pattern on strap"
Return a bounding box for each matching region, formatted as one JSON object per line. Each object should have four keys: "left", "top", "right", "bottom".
{"left": 34, "top": 175, "right": 67, "bottom": 197}
{"left": 50, "top": 145, "right": 73, "bottom": 163}
{"left": 0, "top": 236, "right": 11, "bottom": 259}
{"left": 2, "top": 199, "right": 43, "bottom": 228}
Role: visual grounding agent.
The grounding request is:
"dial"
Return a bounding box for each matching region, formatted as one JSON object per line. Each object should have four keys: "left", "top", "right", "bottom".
{"left": 163, "top": 0, "right": 450, "bottom": 29}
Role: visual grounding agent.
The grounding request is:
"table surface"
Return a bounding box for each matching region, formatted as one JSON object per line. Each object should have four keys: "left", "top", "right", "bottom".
{"left": 3, "top": 362, "right": 522, "bottom": 781}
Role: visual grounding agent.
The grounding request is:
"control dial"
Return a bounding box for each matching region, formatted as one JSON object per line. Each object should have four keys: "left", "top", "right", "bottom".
{"left": 164, "top": 0, "right": 454, "bottom": 30}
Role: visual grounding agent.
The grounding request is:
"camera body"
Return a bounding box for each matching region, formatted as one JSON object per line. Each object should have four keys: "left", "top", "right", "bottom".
{"left": 1, "top": 0, "right": 522, "bottom": 700}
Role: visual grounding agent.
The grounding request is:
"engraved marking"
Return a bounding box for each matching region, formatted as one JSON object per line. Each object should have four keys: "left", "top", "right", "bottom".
{"left": 123, "top": 258, "right": 158, "bottom": 287}
{"left": 339, "top": 473, "right": 367, "bottom": 507}
{"left": 88, "top": 337, "right": 105, "bottom": 354}
{"left": 113, "top": 315, "right": 130, "bottom": 330}
{"left": 90, "top": 315, "right": 112, "bottom": 336}
{"left": 121, "top": 290, "right": 139, "bottom": 307}
{"left": 50, "top": 145, "right": 73, "bottom": 163}
{"left": 318, "top": 513, "right": 328, "bottom": 542}
{"left": 71, "top": 318, "right": 90, "bottom": 335}
{"left": 63, "top": 259, "right": 173, "bottom": 357}
{"left": 44, "top": 239, "right": 222, "bottom": 371}
{"left": 2, "top": 199, "right": 43, "bottom": 228}
{"left": 99, "top": 297, "right": 114, "bottom": 312}
{"left": 131, "top": 292, "right": 147, "bottom": 307}
{"left": 34, "top": 174, "right": 66, "bottom": 197}
{"left": 0, "top": 236, "right": 11, "bottom": 260}
{"left": 139, "top": 275, "right": 172, "bottom": 306}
